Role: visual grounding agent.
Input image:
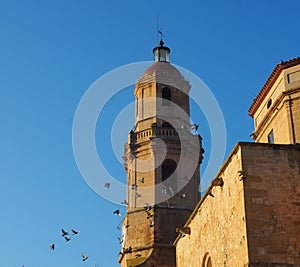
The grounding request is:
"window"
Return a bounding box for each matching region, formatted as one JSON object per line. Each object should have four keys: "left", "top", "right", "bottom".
{"left": 268, "top": 130, "right": 274, "bottom": 144}
{"left": 162, "top": 87, "right": 171, "bottom": 106}
{"left": 141, "top": 89, "right": 145, "bottom": 119}
{"left": 267, "top": 99, "right": 272, "bottom": 109}
{"left": 136, "top": 97, "right": 138, "bottom": 117}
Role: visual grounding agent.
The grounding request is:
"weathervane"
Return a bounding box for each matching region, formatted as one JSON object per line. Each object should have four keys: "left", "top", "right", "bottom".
{"left": 156, "top": 14, "right": 165, "bottom": 45}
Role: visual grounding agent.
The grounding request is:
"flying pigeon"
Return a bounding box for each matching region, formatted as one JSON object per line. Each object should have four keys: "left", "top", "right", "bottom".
{"left": 180, "top": 193, "right": 187, "bottom": 199}
{"left": 135, "top": 253, "right": 142, "bottom": 258}
{"left": 144, "top": 203, "right": 151, "bottom": 211}
{"left": 121, "top": 200, "right": 128, "bottom": 205}
{"left": 138, "top": 177, "right": 144, "bottom": 183}
{"left": 135, "top": 192, "right": 142, "bottom": 198}
{"left": 191, "top": 123, "right": 199, "bottom": 131}
{"left": 113, "top": 209, "right": 121, "bottom": 217}
{"left": 104, "top": 182, "right": 111, "bottom": 189}
{"left": 64, "top": 236, "right": 71, "bottom": 242}
{"left": 117, "top": 237, "right": 123, "bottom": 243}
{"left": 49, "top": 243, "right": 55, "bottom": 250}
{"left": 82, "top": 252, "right": 88, "bottom": 261}
{"left": 71, "top": 229, "right": 79, "bottom": 235}
{"left": 162, "top": 185, "right": 167, "bottom": 195}
{"left": 61, "top": 228, "right": 69, "bottom": 237}
{"left": 131, "top": 184, "right": 137, "bottom": 190}
{"left": 146, "top": 210, "right": 153, "bottom": 219}
{"left": 168, "top": 186, "right": 174, "bottom": 196}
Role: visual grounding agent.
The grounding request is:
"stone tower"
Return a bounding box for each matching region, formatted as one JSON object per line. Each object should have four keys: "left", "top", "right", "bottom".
{"left": 119, "top": 41, "right": 204, "bottom": 267}
{"left": 249, "top": 57, "right": 300, "bottom": 144}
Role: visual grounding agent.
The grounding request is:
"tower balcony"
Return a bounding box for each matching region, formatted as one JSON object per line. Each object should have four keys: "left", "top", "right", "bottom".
{"left": 130, "top": 126, "right": 182, "bottom": 144}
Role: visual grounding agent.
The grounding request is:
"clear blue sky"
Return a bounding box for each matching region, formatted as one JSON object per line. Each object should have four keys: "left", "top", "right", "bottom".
{"left": 1, "top": 1, "right": 300, "bottom": 266}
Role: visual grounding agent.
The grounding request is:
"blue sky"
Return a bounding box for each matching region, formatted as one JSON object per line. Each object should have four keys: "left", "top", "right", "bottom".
{"left": 1, "top": 1, "right": 300, "bottom": 266}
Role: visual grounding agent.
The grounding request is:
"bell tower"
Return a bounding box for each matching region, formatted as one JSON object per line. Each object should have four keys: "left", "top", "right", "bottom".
{"left": 119, "top": 40, "right": 204, "bottom": 267}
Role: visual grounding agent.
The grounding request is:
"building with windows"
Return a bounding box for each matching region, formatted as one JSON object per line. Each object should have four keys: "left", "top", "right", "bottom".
{"left": 118, "top": 42, "right": 300, "bottom": 266}
{"left": 249, "top": 57, "right": 300, "bottom": 145}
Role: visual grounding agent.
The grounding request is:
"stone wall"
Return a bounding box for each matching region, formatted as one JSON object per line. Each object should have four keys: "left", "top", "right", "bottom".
{"left": 175, "top": 143, "right": 300, "bottom": 266}
{"left": 242, "top": 143, "right": 300, "bottom": 265}
{"left": 175, "top": 143, "right": 249, "bottom": 266}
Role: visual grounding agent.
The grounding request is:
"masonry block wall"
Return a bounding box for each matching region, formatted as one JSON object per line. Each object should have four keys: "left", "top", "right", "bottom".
{"left": 175, "top": 143, "right": 249, "bottom": 266}
{"left": 175, "top": 142, "right": 300, "bottom": 266}
{"left": 242, "top": 143, "right": 300, "bottom": 265}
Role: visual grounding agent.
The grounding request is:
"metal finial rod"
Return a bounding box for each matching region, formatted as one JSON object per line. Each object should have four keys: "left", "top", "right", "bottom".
{"left": 156, "top": 14, "right": 165, "bottom": 45}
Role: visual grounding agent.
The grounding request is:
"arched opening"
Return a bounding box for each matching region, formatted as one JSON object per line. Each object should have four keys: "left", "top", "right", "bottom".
{"left": 162, "top": 159, "right": 177, "bottom": 182}
{"left": 162, "top": 122, "right": 173, "bottom": 128}
{"left": 207, "top": 257, "right": 212, "bottom": 267}
{"left": 162, "top": 87, "right": 171, "bottom": 106}
{"left": 202, "top": 253, "right": 212, "bottom": 267}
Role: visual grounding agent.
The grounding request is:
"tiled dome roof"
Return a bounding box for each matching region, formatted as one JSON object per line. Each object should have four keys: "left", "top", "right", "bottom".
{"left": 142, "top": 62, "right": 182, "bottom": 79}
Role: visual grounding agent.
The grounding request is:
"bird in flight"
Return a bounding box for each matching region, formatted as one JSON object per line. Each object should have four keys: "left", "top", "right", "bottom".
{"left": 64, "top": 236, "right": 71, "bottom": 242}
{"left": 121, "top": 199, "right": 128, "bottom": 205}
{"left": 71, "top": 228, "right": 79, "bottom": 235}
{"left": 191, "top": 123, "right": 199, "bottom": 131}
{"left": 61, "top": 228, "right": 69, "bottom": 237}
{"left": 104, "top": 182, "right": 111, "bottom": 189}
{"left": 135, "top": 192, "right": 142, "bottom": 198}
{"left": 113, "top": 209, "right": 121, "bottom": 217}
{"left": 144, "top": 203, "right": 151, "bottom": 211}
{"left": 138, "top": 177, "right": 144, "bottom": 183}
{"left": 131, "top": 184, "right": 137, "bottom": 190}
{"left": 82, "top": 252, "right": 89, "bottom": 261}
{"left": 49, "top": 243, "right": 55, "bottom": 250}
{"left": 168, "top": 186, "right": 175, "bottom": 196}
{"left": 146, "top": 210, "right": 153, "bottom": 219}
{"left": 180, "top": 193, "right": 187, "bottom": 199}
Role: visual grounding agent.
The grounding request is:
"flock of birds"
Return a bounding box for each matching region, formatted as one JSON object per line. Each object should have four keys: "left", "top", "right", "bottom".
{"left": 44, "top": 124, "right": 198, "bottom": 266}
{"left": 48, "top": 228, "right": 100, "bottom": 266}
{"left": 112, "top": 202, "right": 155, "bottom": 259}
{"left": 109, "top": 179, "right": 189, "bottom": 257}
{"left": 19, "top": 124, "right": 199, "bottom": 267}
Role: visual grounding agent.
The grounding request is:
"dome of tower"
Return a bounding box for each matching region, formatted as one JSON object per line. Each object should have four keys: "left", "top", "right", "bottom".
{"left": 143, "top": 61, "right": 182, "bottom": 78}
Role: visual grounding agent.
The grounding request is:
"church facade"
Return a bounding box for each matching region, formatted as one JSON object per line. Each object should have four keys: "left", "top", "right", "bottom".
{"left": 118, "top": 42, "right": 300, "bottom": 266}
